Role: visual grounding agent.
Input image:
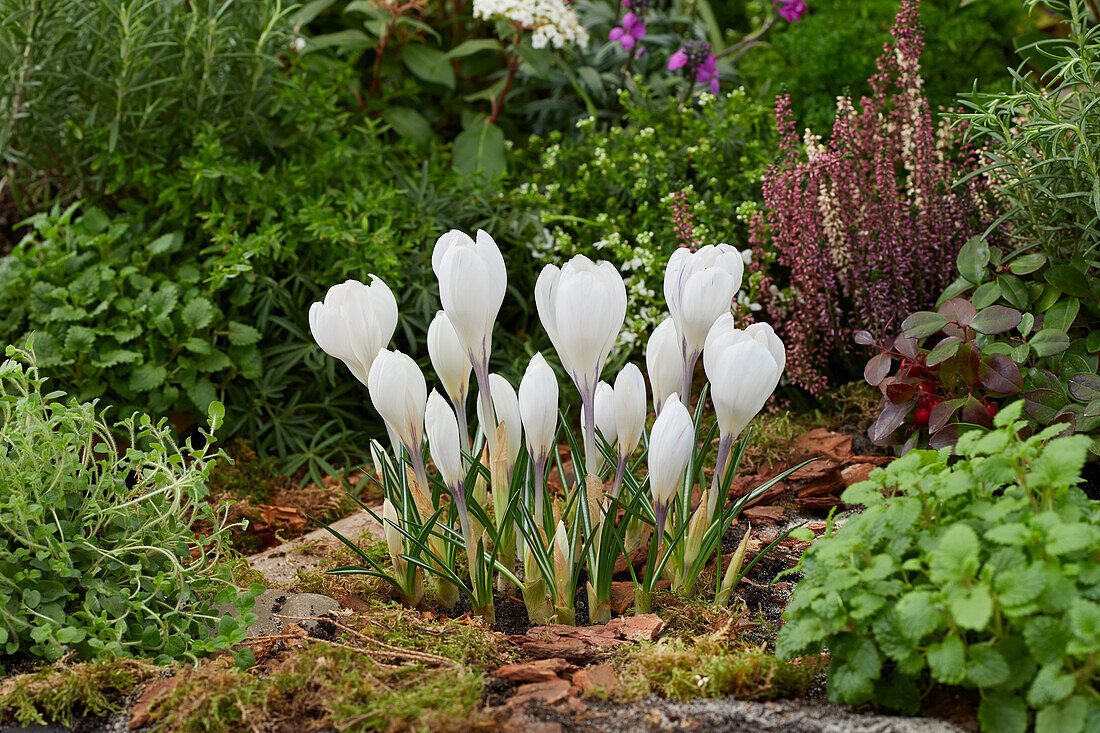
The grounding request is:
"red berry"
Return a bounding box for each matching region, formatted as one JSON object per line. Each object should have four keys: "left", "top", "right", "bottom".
{"left": 914, "top": 407, "right": 930, "bottom": 426}
{"left": 986, "top": 403, "right": 998, "bottom": 418}
{"left": 904, "top": 365, "right": 922, "bottom": 377}
{"left": 919, "top": 383, "right": 934, "bottom": 394}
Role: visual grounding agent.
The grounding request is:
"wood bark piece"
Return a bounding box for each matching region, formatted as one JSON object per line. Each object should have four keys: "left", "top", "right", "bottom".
{"left": 494, "top": 658, "right": 578, "bottom": 683}
{"left": 572, "top": 663, "right": 620, "bottom": 695}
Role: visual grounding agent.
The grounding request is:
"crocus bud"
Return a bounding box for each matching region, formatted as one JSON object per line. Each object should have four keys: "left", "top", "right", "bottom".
{"left": 664, "top": 244, "right": 744, "bottom": 358}
{"left": 703, "top": 316, "right": 785, "bottom": 442}
{"left": 476, "top": 373, "right": 522, "bottom": 472}
{"left": 535, "top": 255, "right": 627, "bottom": 399}
{"left": 428, "top": 311, "right": 471, "bottom": 409}
{"left": 433, "top": 230, "right": 507, "bottom": 369}
{"left": 646, "top": 318, "right": 682, "bottom": 414}
{"left": 382, "top": 498, "right": 403, "bottom": 561}
{"left": 309, "top": 277, "right": 398, "bottom": 386}
{"left": 367, "top": 349, "right": 427, "bottom": 456}
{"left": 613, "top": 363, "right": 646, "bottom": 462}
{"left": 648, "top": 394, "right": 694, "bottom": 534}
{"left": 519, "top": 353, "right": 558, "bottom": 465}
{"left": 425, "top": 390, "right": 464, "bottom": 494}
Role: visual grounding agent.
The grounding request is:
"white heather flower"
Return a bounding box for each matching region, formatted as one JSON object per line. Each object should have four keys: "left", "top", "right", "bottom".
{"left": 473, "top": 0, "right": 588, "bottom": 49}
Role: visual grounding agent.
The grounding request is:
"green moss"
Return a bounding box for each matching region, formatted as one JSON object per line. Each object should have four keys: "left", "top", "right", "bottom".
{"left": 617, "top": 635, "right": 823, "bottom": 702}
{"left": 0, "top": 659, "right": 162, "bottom": 727}
{"left": 371, "top": 605, "right": 513, "bottom": 667}
{"left": 151, "top": 644, "right": 487, "bottom": 732}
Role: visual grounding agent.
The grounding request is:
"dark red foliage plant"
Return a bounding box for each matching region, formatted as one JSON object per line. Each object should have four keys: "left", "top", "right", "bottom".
{"left": 750, "top": 0, "right": 994, "bottom": 396}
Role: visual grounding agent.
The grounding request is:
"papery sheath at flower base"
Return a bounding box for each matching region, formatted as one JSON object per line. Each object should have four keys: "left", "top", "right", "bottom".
{"left": 309, "top": 277, "right": 398, "bottom": 386}
{"left": 702, "top": 315, "right": 785, "bottom": 521}
{"left": 475, "top": 373, "right": 523, "bottom": 478}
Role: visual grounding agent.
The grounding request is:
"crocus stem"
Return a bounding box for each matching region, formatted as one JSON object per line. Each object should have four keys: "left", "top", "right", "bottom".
{"left": 582, "top": 389, "right": 598, "bottom": 483}
{"left": 533, "top": 455, "right": 547, "bottom": 528}
{"left": 453, "top": 392, "right": 471, "bottom": 456}
{"left": 707, "top": 433, "right": 733, "bottom": 522}
{"left": 611, "top": 455, "right": 627, "bottom": 499}
{"left": 472, "top": 359, "right": 497, "bottom": 456}
{"left": 681, "top": 347, "right": 699, "bottom": 410}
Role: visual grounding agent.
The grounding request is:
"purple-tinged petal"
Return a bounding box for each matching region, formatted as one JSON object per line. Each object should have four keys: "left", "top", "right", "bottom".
{"left": 668, "top": 49, "right": 688, "bottom": 71}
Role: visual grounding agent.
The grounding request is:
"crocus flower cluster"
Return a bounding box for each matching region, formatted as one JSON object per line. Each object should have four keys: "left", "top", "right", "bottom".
{"left": 774, "top": 0, "right": 807, "bottom": 23}
{"left": 668, "top": 40, "right": 719, "bottom": 94}
{"left": 751, "top": 0, "right": 993, "bottom": 395}
{"left": 308, "top": 225, "right": 788, "bottom": 625}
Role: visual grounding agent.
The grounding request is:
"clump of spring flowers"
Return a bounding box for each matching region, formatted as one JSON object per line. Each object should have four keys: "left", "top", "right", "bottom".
{"left": 668, "top": 41, "right": 719, "bottom": 94}
{"left": 750, "top": 0, "right": 992, "bottom": 395}
{"left": 473, "top": 0, "right": 589, "bottom": 49}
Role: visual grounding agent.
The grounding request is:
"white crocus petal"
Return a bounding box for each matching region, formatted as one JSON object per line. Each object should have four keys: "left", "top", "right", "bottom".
{"left": 708, "top": 340, "right": 782, "bottom": 441}
{"left": 646, "top": 318, "right": 682, "bottom": 412}
{"left": 428, "top": 311, "right": 471, "bottom": 407}
{"left": 647, "top": 395, "right": 695, "bottom": 507}
{"left": 477, "top": 373, "right": 523, "bottom": 471}
{"left": 704, "top": 315, "right": 786, "bottom": 400}
{"left": 664, "top": 244, "right": 744, "bottom": 356}
{"left": 367, "top": 349, "right": 427, "bottom": 454}
{"left": 519, "top": 353, "right": 558, "bottom": 464}
{"left": 309, "top": 277, "right": 398, "bottom": 386}
{"left": 553, "top": 520, "right": 571, "bottom": 566}
{"left": 425, "top": 390, "right": 464, "bottom": 490}
{"left": 434, "top": 229, "right": 507, "bottom": 366}
{"left": 536, "top": 255, "right": 626, "bottom": 398}
{"left": 382, "top": 498, "right": 403, "bottom": 559}
{"left": 613, "top": 363, "right": 646, "bottom": 459}
{"left": 744, "top": 322, "right": 787, "bottom": 376}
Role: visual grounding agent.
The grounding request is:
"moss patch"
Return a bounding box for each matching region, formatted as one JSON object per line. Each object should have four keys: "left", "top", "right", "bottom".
{"left": 151, "top": 645, "right": 488, "bottom": 733}
{"left": 616, "top": 633, "right": 823, "bottom": 703}
{"left": 0, "top": 658, "right": 162, "bottom": 727}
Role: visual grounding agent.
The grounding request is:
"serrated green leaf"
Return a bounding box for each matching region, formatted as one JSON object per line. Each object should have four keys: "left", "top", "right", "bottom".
{"left": 1046, "top": 523, "right": 1096, "bottom": 556}
{"left": 895, "top": 591, "right": 941, "bottom": 640}
{"left": 978, "top": 691, "right": 1028, "bottom": 733}
{"left": 1035, "top": 696, "right": 1088, "bottom": 733}
{"left": 227, "top": 321, "right": 261, "bottom": 346}
{"left": 181, "top": 297, "right": 215, "bottom": 330}
{"left": 1024, "top": 617, "right": 1071, "bottom": 665}
{"left": 927, "top": 634, "right": 966, "bottom": 684}
{"left": 1027, "top": 664, "right": 1075, "bottom": 707}
{"left": 947, "top": 583, "right": 993, "bottom": 630}
{"left": 929, "top": 523, "right": 980, "bottom": 583}
{"left": 128, "top": 364, "right": 167, "bottom": 391}
{"left": 966, "top": 645, "right": 1010, "bottom": 687}
{"left": 985, "top": 523, "right": 1030, "bottom": 545}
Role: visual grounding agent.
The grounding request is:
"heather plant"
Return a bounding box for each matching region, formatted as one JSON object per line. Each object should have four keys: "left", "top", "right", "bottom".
{"left": 777, "top": 402, "right": 1100, "bottom": 732}
{"left": 0, "top": 345, "right": 260, "bottom": 663}
{"left": 751, "top": 0, "right": 994, "bottom": 395}
{"left": 861, "top": 0, "right": 1100, "bottom": 457}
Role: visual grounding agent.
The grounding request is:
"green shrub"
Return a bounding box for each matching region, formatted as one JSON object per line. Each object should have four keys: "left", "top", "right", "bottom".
{"left": 512, "top": 85, "right": 776, "bottom": 353}
{"left": 777, "top": 401, "right": 1100, "bottom": 732}
{"left": 0, "top": 0, "right": 293, "bottom": 211}
{"left": 740, "top": 0, "right": 1031, "bottom": 130}
{"left": 0, "top": 346, "right": 259, "bottom": 662}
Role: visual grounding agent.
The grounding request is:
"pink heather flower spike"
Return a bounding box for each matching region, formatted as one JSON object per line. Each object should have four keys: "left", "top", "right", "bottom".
{"left": 610, "top": 12, "right": 646, "bottom": 52}
{"left": 774, "top": 0, "right": 807, "bottom": 22}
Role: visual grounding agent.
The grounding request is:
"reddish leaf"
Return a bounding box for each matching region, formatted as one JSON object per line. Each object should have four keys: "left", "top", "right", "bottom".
{"left": 929, "top": 398, "right": 965, "bottom": 433}
{"left": 854, "top": 330, "right": 876, "bottom": 346}
{"left": 969, "top": 305, "right": 1022, "bottom": 335}
{"left": 1068, "top": 373, "right": 1100, "bottom": 402}
{"left": 938, "top": 298, "right": 977, "bottom": 328}
{"left": 979, "top": 354, "right": 1023, "bottom": 395}
{"left": 928, "top": 424, "right": 960, "bottom": 450}
{"left": 895, "top": 336, "right": 920, "bottom": 360}
{"left": 869, "top": 398, "right": 916, "bottom": 446}
{"left": 864, "top": 352, "right": 892, "bottom": 386}
{"left": 956, "top": 342, "right": 981, "bottom": 386}
{"left": 1024, "top": 388, "right": 1067, "bottom": 424}
{"left": 960, "top": 396, "right": 994, "bottom": 429}
{"left": 885, "top": 379, "right": 919, "bottom": 403}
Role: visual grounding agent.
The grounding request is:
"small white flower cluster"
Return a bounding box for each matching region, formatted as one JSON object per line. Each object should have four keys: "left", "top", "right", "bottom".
{"left": 473, "top": 0, "right": 589, "bottom": 49}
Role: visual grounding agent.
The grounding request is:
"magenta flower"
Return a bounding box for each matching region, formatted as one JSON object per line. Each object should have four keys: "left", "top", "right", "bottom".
{"left": 774, "top": 0, "right": 807, "bottom": 22}
{"left": 609, "top": 12, "right": 646, "bottom": 52}
{"left": 668, "top": 41, "right": 720, "bottom": 94}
